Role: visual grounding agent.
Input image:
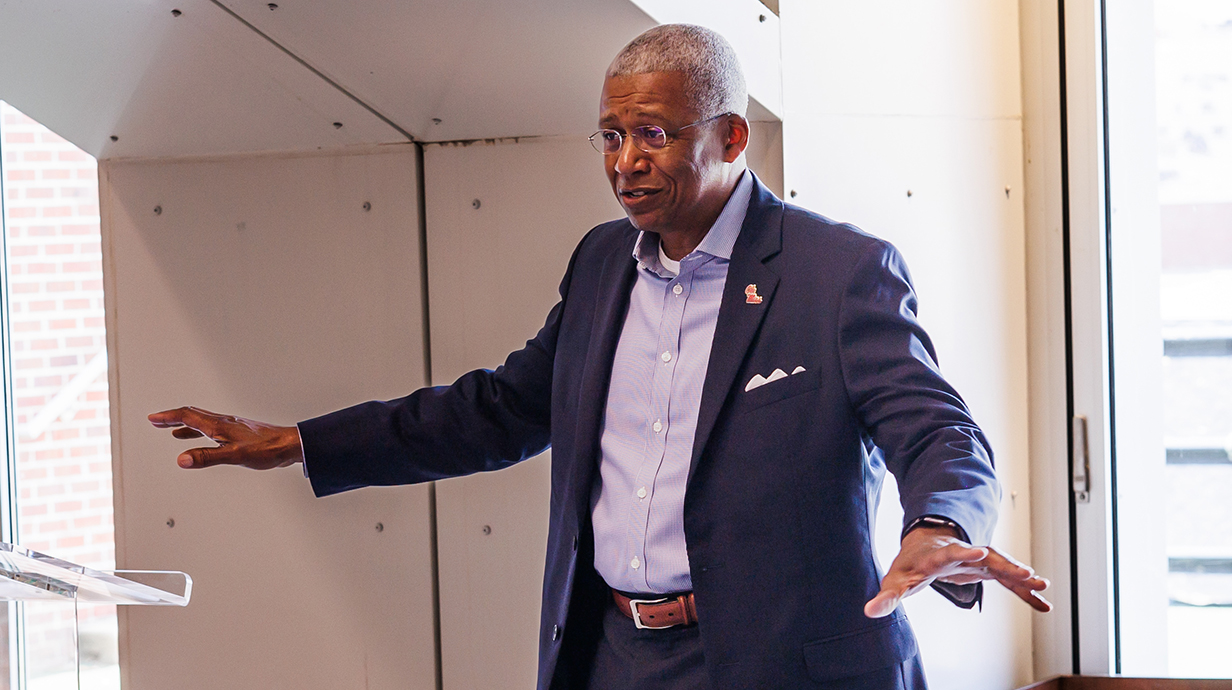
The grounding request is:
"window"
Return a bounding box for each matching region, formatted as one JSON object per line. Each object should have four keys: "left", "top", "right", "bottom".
{"left": 1, "top": 101, "right": 119, "bottom": 689}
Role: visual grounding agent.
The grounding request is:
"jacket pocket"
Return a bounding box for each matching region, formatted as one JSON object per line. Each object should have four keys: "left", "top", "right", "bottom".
{"left": 802, "top": 616, "right": 918, "bottom": 682}
{"left": 736, "top": 366, "right": 821, "bottom": 413}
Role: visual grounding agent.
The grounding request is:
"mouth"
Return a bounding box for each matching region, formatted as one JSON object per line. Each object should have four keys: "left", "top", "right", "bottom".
{"left": 619, "top": 188, "right": 661, "bottom": 204}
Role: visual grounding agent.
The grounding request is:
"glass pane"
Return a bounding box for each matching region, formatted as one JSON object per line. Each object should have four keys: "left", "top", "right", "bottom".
{"left": 1, "top": 101, "right": 119, "bottom": 688}
{"left": 1111, "top": 0, "right": 1232, "bottom": 678}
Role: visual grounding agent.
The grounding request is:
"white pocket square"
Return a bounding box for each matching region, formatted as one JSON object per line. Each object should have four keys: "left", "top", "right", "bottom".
{"left": 744, "top": 366, "right": 806, "bottom": 392}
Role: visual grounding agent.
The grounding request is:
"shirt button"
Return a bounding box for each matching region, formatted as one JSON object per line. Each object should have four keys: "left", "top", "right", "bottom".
{"left": 637, "top": 487, "right": 647, "bottom": 499}
{"left": 630, "top": 557, "right": 640, "bottom": 570}
{"left": 661, "top": 351, "right": 672, "bottom": 363}
{"left": 652, "top": 420, "right": 662, "bottom": 433}
{"left": 673, "top": 284, "right": 683, "bottom": 295}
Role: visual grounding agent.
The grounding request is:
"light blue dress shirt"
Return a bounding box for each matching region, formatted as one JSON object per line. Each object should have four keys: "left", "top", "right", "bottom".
{"left": 592, "top": 171, "right": 754, "bottom": 595}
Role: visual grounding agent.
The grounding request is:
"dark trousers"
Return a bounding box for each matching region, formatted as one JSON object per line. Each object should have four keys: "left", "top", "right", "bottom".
{"left": 584, "top": 596, "right": 712, "bottom": 690}
{"left": 578, "top": 595, "right": 928, "bottom": 690}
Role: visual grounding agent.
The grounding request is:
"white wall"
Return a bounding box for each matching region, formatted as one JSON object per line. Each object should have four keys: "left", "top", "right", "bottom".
{"left": 101, "top": 146, "right": 437, "bottom": 690}
{"left": 780, "top": 1, "right": 1036, "bottom": 688}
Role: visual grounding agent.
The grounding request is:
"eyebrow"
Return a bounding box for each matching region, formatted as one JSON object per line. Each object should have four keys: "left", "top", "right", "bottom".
{"left": 598, "top": 109, "right": 668, "bottom": 129}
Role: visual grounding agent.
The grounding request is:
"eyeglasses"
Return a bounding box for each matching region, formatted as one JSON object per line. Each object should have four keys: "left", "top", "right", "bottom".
{"left": 589, "top": 113, "right": 731, "bottom": 154}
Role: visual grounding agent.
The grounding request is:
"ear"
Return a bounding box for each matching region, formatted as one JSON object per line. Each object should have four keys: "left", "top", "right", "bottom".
{"left": 721, "top": 114, "right": 751, "bottom": 163}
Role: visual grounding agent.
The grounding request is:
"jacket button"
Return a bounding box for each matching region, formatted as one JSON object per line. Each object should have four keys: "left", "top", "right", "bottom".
{"left": 572, "top": 534, "right": 578, "bottom": 551}
{"left": 552, "top": 624, "right": 561, "bottom": 641}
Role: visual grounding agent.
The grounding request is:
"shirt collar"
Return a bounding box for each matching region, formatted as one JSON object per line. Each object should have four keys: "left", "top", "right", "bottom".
{"left": 633, "top": 169, "right": 754, "bottom": 276}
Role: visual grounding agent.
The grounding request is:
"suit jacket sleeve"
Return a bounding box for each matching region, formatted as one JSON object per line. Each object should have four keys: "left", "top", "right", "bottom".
{"left": 296, "top": 240, "right": 584, "bottom": 498}
{"left": 838, "top": 239, "right": 1001, "bottom": 607}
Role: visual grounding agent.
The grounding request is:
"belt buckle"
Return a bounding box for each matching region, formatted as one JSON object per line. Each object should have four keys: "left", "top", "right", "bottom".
{"left": 628, "top": 596, "right": 671, "bottom": 630}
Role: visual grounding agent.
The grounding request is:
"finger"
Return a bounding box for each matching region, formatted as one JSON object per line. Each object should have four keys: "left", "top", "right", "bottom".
{"left": 171, "top": 427, "right": 206, "bottom": 440}
{"left": 974, "top": 548, "right": 1036, "bottom": 582}
{"left": 178, "top": 445, "right": 241, "bottom": 469}
{"left": 149, "top": 408, "right": 189, "bottom": 428}
{"left": 1006, "top": 580, "right": 1054, "bottom": 612}
{"left": 864, "top": 589, "right": 901, "bottom": 618}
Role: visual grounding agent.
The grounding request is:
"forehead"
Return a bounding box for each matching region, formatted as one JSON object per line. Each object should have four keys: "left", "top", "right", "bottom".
{"left": 599, "top": 72, "right": 695, "bottom": 123}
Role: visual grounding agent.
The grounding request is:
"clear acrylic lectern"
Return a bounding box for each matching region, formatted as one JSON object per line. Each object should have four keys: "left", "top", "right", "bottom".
{"left": 0, "top": 541, "right": 191, "bottom": 689}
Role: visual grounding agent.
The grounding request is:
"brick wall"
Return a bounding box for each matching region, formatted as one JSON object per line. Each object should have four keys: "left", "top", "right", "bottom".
{"left": 2, "top": 101, "right": 116, "bottom": 678}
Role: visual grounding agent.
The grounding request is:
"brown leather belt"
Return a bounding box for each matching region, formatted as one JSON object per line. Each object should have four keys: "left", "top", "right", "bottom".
{"left": 612, "top": 589, "right": 698, "bottom": 629}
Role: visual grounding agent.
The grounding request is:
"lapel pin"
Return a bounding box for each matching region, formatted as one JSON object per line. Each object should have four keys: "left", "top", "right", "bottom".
{"left": 744, "top": 284, "right": 763, "bottom": 304}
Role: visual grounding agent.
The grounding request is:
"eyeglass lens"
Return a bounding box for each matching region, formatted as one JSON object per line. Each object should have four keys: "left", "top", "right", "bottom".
{"left": 589, "top": 126, "right": 669, "bottom": 154}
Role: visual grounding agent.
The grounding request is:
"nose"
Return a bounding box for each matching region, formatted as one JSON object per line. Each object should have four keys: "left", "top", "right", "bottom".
{"left": 613, "top": 134, "right": 650, "bottom": 176}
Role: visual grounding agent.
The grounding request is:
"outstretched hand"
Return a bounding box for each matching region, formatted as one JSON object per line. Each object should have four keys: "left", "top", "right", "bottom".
{"left": 864, "top": 525, "right": 1052, "bottom": 618}
{"left": 148, "top": 406, "right": 304, "bottom": 470}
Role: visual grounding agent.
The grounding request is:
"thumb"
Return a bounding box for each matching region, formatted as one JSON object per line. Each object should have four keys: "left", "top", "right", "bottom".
{"left": 178, "top": 446, "right": 232, "bottom": 469}
{"left": 864, "top": 588, "right": 901, "bottom": 618}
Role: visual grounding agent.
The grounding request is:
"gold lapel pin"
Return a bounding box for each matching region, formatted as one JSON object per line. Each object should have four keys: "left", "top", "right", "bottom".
{"left": 745, "top": 284, "right": 763, "bottom": 304}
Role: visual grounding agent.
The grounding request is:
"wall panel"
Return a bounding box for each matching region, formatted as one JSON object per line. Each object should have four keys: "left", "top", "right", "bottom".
{"left": 782, "top": 1, "right": 1036, "bottom": 688}
{"left": 101, "top": 146, "right": 436, "bottom": 690}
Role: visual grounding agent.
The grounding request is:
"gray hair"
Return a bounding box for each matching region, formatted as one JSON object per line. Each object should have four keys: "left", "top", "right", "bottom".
{"left": 607, "top": 24, "right": 748, "bottom": 118}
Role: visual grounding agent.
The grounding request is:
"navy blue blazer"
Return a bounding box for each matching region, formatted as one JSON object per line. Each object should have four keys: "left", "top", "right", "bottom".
{"left": 299, "top": 176, "right": 999, "bottom": 689}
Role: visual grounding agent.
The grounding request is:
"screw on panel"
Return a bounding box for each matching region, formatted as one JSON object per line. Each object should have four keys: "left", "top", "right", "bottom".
{"left": 109, "top": 135, "right": 118, "bottom": 142}
{"left": 482, "top": 525, "right": 492, "bottom": 535}
{"left": 268, "top": 3, "right": 278, "bottom": 9}
{"left": 431, "top": 118, "right": 442, "bottom": 125}
{"left": 166, "top": 518, "right": 175, "bottom": 528}
{"left": 171, "top": 9, "right": 182, "bottom": 17}
{"left": 333, "top": 122, "right": 343, "bottom": 129}
{"left": 906, "top": 190, "right": 914, "bottom": 198}
{"left": 1005, "top": 185, "right": 1012, "bottom": 198}
{"left": 789, "top": 190, "right": 798, "bottom": 198}
{"left": 362, "top": 201, "right": 371, "bottom": 212}
{"left": 153, "top": 205, "right": 163, "bottom": 216}
{"left": 759, "top": 14, "right": 766, "bottom": 22}
{"left": 472, "top": 199, "right": 482, "bottom": 210}
{"left": 375, "top": 522, "right": 384, "bottom": 533}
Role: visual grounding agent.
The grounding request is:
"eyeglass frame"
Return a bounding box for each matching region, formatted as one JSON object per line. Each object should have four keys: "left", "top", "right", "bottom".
{"left": 588, "top": 112, "right": 733, "bottom": 155}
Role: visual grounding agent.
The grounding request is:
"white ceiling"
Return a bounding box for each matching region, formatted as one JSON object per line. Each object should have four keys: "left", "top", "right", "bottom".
{"left": 0, "top": 0, "right": 779, "bottom": 160}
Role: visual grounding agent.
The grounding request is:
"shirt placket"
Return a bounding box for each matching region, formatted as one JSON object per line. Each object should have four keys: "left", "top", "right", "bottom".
{"left": 626, "top": 258, "right": 696, "bottom": 590}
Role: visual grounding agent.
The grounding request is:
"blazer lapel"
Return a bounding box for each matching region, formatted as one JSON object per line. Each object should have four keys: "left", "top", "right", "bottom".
{"left": 689, "top": 179, "right": 785, "bottom": 480}
{"left": 569, "top": 229, "right": 639, "bottom": 514}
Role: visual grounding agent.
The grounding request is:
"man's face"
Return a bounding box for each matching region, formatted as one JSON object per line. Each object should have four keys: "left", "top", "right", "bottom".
{"left": 598, "top": 71, "right": 737, "bottom": 237}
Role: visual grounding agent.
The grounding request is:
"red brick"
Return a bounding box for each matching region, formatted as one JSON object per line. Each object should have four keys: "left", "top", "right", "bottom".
{"left": 51, "top": 429, "right": 80, "bottom": 442}
{"left": 17, "top": 396, "right": 46, "bottom": 407}
{"left": 42, "top": 169, "right": 70, "bottom": 180}
{"left": 85, "top": 391, "right": 107, "bottom": 401}
{"left": 11, "top": 321, "right": 40, "bottom": 333}
{"left": 77, "top": 204, "right": 99, "bottom": 215}
{"left": 54, "top": 501, "right": 83, "bottom": 512}
{"left": 55, "top": 536, "right": 84, "bottom": 549}
{"left": 42, "top": 206, "right": 72, "bottom": 217}
{"left": 57, "top": 151, "right": 90, "bottom": 162}
{"left": 62, "top": 224, "right": 94, "bottom": 235}
{"left": 50, "top": 319, "right": 77, "bottom": 330}
{"left": 7, "top": 169, "right": 35, "bottom": 181}
{"left": 5, "top": 132, "right": 35, "bottom": 143}
{"left": 33, "top": 375, "right": 63, "bottom": 387}
{"left": 50, "top": 355, "right": 78, "bottom": 366}
{"left": 8, "top": 206, "right": 36, "bottom": 218}
{"left": 26, "top": 187, "right": 54, "bottom": 198}
{"left": 70, "top": 440, "right": 99, "bottom": 453}
{"left": 21, "top": 504, "right": 47, "bottom": 516}
{"left": 64, "top": 260, "right": 101, "bottom": 272}
{"left": 14, "top": 358, "right": 43, "bottom": 370}
{"left": 44, "top": 243, "right": 74, "bottom": 255}
{"left": 71, "top": 480, "right": 100, "bottom": 493}
{"left": 11, "top": 282, "right": 40, "bottom": 293}
{"left": 72, "top": 515, "right": 102, "bottom": 529}
{"left": 39, "top": 131, "right": 66, "bottom": 144}
{"left": 8, "top": 245, "right": 37, "bottom": 256}
{"left": 20, "top": 468, "right": 48, "bottom": 481}
{"left": 30, "top": 338, "right": 57, "bottom": 349}
{"left": 27, "top": 263, "right": 56, "bottom": 275}
{"left": 47, "top": 281, "right": 75, "bottom": 292}
{"left": 66, "top": 336, "right": 94, "bottom": 347}
{"left": 84, "top": 317, "right": 105, "bottom": 328}
{"left": 27, "top": 224, "right": 56, "bottom": 236}
{"left": 35, "top": 449, "right": 65, "bottom": 461}
{"left": 86, "top": 426, "right": 109, "bottom": 437}
{"left": 23, "top": 151, "right": 53, "bottom": 162}
{"left": 76, "top": 169, "right": 96, "bottom": 180}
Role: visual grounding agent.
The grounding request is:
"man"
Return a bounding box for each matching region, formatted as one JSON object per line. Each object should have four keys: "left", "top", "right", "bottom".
{"left": 150, "top": 24, "right": 1049, "bottom": 690}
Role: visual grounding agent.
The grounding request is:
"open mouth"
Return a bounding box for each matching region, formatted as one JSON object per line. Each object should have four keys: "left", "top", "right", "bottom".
{"left": 620, "top": 188, "right": 660, "bottom": 201}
